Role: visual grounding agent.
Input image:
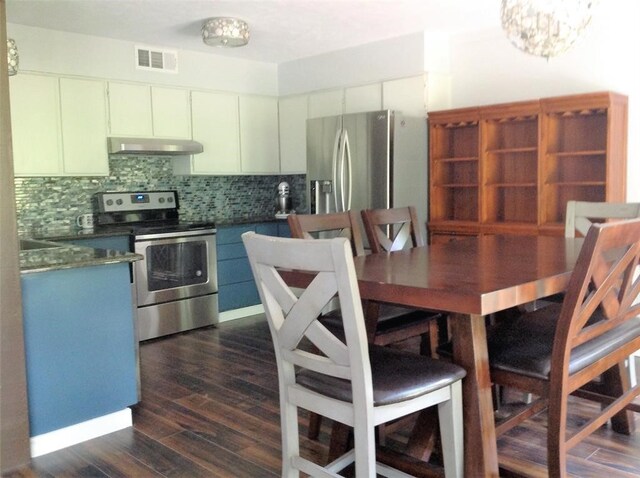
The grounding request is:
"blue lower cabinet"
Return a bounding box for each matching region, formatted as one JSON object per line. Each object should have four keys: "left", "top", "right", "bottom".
{"left": 217, "top": 221, "right": 287, "bottom": 313}
{"left": 21, "top": 263, "right": 138, "bottom": 436}
{"left": 218, "top": 283, "right": 261, "bottom": 311}
{"left": 278, "top": 222, "right": 291, "bottom": 238}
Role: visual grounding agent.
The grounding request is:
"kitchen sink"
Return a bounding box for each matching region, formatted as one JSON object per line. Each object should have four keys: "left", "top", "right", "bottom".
{"left": 19, "top": 239, "right": 63, "bottom": 251}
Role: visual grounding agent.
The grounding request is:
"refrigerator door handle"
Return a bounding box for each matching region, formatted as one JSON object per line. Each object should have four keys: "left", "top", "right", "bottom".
{"left": 339, "top": 130, "right": 347, "bottom": 212}
{"left": 331, "top": 128, "right": 342, "bottom": 213}
{"left": 343, "top": 130, "right": 353, "bottom": 211}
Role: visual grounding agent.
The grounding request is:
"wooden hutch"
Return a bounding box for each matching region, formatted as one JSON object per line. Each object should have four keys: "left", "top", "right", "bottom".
{"left": 428, "top": 91, "right": 628, "bottom": 242}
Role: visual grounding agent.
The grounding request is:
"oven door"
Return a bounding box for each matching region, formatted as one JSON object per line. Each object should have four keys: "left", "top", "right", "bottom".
{"left": 134, "top": 232, "right": 217, "bottom": 307}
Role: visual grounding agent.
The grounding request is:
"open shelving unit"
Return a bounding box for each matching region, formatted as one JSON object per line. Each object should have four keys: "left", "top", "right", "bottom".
{"left": 428, "top": 92, "right": 627, "bottom": 242}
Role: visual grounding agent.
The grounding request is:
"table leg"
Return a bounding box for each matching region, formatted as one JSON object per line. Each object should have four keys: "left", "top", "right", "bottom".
{"left": 450, "top": 313, "right": 500, "bottom": 477}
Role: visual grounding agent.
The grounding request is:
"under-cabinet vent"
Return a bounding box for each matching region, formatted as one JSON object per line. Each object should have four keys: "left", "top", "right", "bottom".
{"left": 135, "top": 45, "right": 178, "bottom": 73}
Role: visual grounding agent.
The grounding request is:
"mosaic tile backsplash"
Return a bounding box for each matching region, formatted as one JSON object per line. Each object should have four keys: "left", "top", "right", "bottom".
{"left": 15, "top": 156, "right": 307, "bottom": 234}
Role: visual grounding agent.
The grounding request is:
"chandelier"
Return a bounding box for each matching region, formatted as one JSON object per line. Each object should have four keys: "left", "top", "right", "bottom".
{"left": 7, "top": 38, "right": 18, "bottom": 76}
{"left": 500, "top": 0, "right": 596, "bottom": 59}
{"left": 202, "top": 17, "right": 250, "bottom": 48}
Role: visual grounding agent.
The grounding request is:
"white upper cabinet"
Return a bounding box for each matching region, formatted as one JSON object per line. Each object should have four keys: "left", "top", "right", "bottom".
{"left": 108, "top": 82, "right": 191, "bottom": 139}
{"left": 187, "top": 90, "right": 241, "bottom": 174}
{"left": 345, "top": 83, "right": 382, "bottom": 113}
{"left": 107, "top": 82, "right": 153, "bottom": 137}
{"left": 382, "top": 75, "right": 428, "bottom": 117}
{"left": 10, "top": 73, "right": 109, "bottom": 177}
{"left": 59, "top": 78, "right": 109, "bottom": 175}
{"left": 151, "top": 86, "right": 191, "bottom": 139}
{"left": 279, "top": 95, "right": 308, "bottom": 174}
{"left": 10, "top": 73, "right": 62, "bottom": 176}
{"left": 308, "top": 89, "right": 344, "bottom": 119}
{"left": 239, "top": 96, "right": 280, "bottom": 174}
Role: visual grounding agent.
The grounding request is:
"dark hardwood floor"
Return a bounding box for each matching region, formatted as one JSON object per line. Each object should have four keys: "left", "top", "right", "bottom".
{"left": 4, "top": 315, "right": 640, "bottom": 477}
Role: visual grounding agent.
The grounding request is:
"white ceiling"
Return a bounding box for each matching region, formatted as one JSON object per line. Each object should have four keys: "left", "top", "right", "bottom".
{"left": 5, "top": 0, "right": 501, "bottom": 64}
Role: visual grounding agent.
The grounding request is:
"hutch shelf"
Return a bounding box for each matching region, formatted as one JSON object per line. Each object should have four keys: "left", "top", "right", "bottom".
{"left": 428, "top": 91, "right": 628, "bottom": 242}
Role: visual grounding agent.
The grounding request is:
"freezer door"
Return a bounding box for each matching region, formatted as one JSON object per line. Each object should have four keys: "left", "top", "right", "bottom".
{"left": 341, "top": 110, "right": 392, "bottom": 213}
{"left": 306, "top": 115, "right": 342, "bottom": 214}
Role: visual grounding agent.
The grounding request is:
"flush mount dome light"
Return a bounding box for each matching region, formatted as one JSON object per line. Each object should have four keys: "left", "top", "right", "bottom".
{"left": 202, "top": 17, "right": 250, "bottom": 47}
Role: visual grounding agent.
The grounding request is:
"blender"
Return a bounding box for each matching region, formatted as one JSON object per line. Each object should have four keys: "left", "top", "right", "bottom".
{"left": 276, "top": 181, "right": 294, "bottom": 218}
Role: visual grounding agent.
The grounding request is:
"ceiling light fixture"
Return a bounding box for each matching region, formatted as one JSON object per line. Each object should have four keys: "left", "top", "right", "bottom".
{"left": 7, "top": 38, "right": 19, "bottom": 76}
{"left": 500, "top": 0, "right": 596, "bottom": 59}
{"left": 202, "top": 17, "right": 250, "bottom": 48}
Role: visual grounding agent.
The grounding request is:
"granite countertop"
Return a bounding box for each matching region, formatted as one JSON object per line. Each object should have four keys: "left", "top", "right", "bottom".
{"left": 20, "top": 239, "right": 142, "bottom": 274}
{"left": 215, "top": 215, "right": 292, "bottom": 226}
{"left": 27, "top": 226, "right": 132, "bottom": 242}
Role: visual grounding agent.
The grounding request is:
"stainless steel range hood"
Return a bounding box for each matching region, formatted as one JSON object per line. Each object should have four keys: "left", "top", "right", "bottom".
{"left": 108, "top": 137, "right": 204, "bottom": 156}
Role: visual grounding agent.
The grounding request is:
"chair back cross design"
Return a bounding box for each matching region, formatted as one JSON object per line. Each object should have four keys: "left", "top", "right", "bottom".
{"left": 361, "top": 206, "right": 424, "bottom": 253}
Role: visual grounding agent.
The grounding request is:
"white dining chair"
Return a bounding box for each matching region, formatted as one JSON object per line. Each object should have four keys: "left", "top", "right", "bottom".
{"left": 242, "top": 232, "right": 466, "bottom": 478}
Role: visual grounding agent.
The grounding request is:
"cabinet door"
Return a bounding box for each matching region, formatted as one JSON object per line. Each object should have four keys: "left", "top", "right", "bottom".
{"left": 59, "top": 78, "right": 109, "bottom": 175}
{"left": 278, "top": 95, "right": 308, "bottom": 174}
{"left": 308, "top": 89, "right": 344, "bottom": 119}
{"left": 191, "top": 91, "right": 240, "bottom": 174}
{"left": 345, "top": 83, "right": 382, "bottom": 113}
{"left": 10, "top": 74, "right": 62, "bottom": 176}
{"left": 383, "top": 76, "right": 427, "bottom": 117}
{"left": 239, "top": 96, "right": 280, "bottom": 174}
{"left": 151, "top": 86, "right": 191, "bottom": 139}
{"left": 108, "top": 82, "right": 153, "bottom": 137}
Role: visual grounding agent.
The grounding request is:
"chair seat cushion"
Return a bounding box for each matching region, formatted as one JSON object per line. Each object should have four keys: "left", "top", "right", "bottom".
{"left": 296, "top": 345, "right": 466, "bottom": 406}
{"left": 488, "top": 303, "right": 640, "bottom": 380}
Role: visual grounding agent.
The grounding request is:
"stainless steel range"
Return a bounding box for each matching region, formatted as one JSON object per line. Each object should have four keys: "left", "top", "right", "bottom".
{"left": 94, "top": 190, "right": 218, "bottom": 341}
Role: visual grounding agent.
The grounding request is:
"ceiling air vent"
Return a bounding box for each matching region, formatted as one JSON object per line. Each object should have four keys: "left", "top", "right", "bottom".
{"left": 135, "top": 45, "right": 178, "bottom": 73}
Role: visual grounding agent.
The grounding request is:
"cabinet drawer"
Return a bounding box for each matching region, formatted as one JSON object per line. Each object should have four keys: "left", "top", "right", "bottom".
{"left": 216, "top": 224, "right": 257, "bottom": 245}
{"left": 217, "top": 257, "right": 252, "bottom": 285}
{"left": 217, "top": 243, "right": 247, "bottom": 261}
{"left": 218, "top": 282, "right": 260, "bottom": 311}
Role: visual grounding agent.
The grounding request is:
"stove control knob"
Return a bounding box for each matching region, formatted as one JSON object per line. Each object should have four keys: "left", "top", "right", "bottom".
{"left": 106, "top": 199, "right": 113, "bottom": 206}
{"left": 167, "top": 197, "right": 174, "bottom": 203}
{"left": 159, "top": 197, "right": 165, "bottom": 203}
{"left": 116, "top": 199, "right": 123, "bottom": 205}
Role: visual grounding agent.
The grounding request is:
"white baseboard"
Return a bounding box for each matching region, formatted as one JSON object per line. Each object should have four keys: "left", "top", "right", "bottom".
{"left": 218, "top": 304, "right": 264, "bottom": 322}
{"left": 30, "top": 408, "right": 132, "bottom": 458}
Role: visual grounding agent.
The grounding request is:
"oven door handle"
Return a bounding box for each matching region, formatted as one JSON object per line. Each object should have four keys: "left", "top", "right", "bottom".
{"left": 134, "top": 228, "right": 217, "bottom": 241}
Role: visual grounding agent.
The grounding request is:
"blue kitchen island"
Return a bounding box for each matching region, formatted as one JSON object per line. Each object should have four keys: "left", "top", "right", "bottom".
{"left": 19, "top": 240, "right": 141, "bottom": 457}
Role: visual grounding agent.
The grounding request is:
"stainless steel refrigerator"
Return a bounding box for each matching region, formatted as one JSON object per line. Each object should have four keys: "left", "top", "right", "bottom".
{"left": 306, "top": 109, "right": 428, "bottom": 234}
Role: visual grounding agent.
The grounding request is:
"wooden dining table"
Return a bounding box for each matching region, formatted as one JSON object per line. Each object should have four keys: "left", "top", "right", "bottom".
{"left": 319, "top": 233, "right": 588, "bottom": 477}
{"left": 281, "top": 232, "right": 639, "bottom": 475}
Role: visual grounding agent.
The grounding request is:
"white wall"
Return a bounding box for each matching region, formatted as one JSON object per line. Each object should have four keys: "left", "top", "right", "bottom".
{"left": 278, "top": 32, "right": 426, "bottom": 96}
{"left": 7, "top": 24, "right": 278, "bottom": 95}
{"left": 446, "top": 0, "right": 640, "bottom": 200}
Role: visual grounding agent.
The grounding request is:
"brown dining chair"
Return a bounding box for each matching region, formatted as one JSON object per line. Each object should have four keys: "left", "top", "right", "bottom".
{"left": 361, "top": 205, "right": 424, "bottom": 254}
{"left": 242, "top": 231, "right": 466, "bottom": 477}
{"left": 486, "top": 218, "right": 640, "bottom": 477}
{"left": 562, "top": 201, "right": 640, "bottom": 383}
{"left": 361, "top": 206, "right": 448, "bottom": 349}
